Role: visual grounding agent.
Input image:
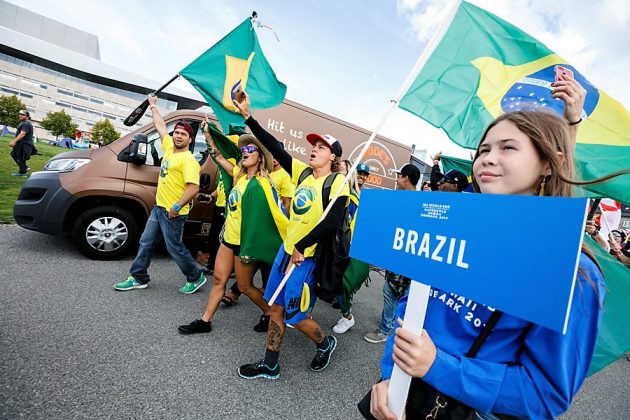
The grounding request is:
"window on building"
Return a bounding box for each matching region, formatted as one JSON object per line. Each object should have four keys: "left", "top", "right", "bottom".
{"left": 55, "top": 102, "right": 71, "bottom": 108}
{"left": 19, "top": 92, "right": 33, "bottom": 99}
{"left": 0, "top": 73, "right": 17, "bottom": 81}
{"left": 74, "top": 93, "right": 89, "bottom": 101}
{"left": 90, "top": 98, "right": 104, "bottom": 105}
{"left": 58, "top": 89, "right": 73, "bottom": 96}
{"left": 0, "top": 87, "right": 19, "bottom": 95}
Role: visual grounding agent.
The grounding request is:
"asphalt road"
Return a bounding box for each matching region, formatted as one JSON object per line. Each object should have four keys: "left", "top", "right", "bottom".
{"left": 0, "top": 224, "right": 628, "bottom": 419}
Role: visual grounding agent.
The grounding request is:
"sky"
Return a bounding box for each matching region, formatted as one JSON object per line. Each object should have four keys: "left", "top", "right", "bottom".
{"left": 9, "top": 0, "right": 630, "bottom": 162}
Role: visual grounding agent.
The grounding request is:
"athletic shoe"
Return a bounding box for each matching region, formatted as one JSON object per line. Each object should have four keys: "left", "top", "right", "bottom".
{"left": 114, "top": 276, "right": 148, "bottom": 291}
{"left": 364, "top": 331, "right": 388, "bottom": 344}
{"left": 238, "top": 360, "right": 280, "bottom": 380}
{"left": 178, "top": 319, "right": 211, "bottom": 334}
{"left": 253, "top": 315, "right": 271, "bottom": 332}
{"left": 201, "top": 267, "right": 214, "bottom": 276}
{"left": 332, "top": 315, "right": 355, "bottom": 334}
{"left": 179, "top": 274, "right": 207, "bottom": 294}
{"left": 310, "top": 336, "right": 337, "bottom": 372}
{"left": 331, "top": 300, "right": 341, "bottom": 309}
{"left": 10, "top": 172, "right": 27, "bottom": 177}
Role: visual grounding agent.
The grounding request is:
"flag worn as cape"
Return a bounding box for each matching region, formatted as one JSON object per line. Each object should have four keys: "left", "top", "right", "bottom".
{"left": 399, "top": 1, "right": 630, "bottom": 203}
{"left": 180, "top": 18, "right": 286, "bottom": 132}
{"left": 240, "top": 177, "right": 288, "bottom": 265}
{"left": 585, "top": 235, "right": 630, "bottom": 376}
{"left": 207, "top": 122, "right": 241, "bottom": 199}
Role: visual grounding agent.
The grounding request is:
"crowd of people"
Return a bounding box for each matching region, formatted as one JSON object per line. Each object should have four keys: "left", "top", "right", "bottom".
{"left": 110, "top": 70, "right": 630, "bottom": 419}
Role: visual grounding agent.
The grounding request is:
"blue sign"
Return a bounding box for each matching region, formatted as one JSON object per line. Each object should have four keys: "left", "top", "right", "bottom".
{"left": 351, "top": 190, "right": 588, "bottom": 333}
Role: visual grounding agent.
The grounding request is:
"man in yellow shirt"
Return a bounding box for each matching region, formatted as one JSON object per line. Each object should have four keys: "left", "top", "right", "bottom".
{"left": 114, "top": 94, "right": 206, "bottom": 294}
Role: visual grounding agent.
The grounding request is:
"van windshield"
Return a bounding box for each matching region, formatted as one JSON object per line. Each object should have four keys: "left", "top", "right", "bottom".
{"left": 144, "top": 121, "right": 208, "bottom": 166}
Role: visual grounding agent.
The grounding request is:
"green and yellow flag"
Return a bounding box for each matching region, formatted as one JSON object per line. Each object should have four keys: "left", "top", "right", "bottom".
{"left": 180, "top": 18, "right": 286, "bottom": 132}
{"left": 400, "top": 1, "right": 630, "bottom": 203}
{"left": 584, "top": 235, "right": 630, "bottom": 375}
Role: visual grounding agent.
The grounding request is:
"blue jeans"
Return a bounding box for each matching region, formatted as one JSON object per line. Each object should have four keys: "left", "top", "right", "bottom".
{"left": 130, "top": 206, "right": 201, "bottom": 284}
{"left": 378, "top": 281, "right": 398, "bottom": 335}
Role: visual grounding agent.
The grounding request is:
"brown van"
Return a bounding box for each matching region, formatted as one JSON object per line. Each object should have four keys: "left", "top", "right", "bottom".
{"left": 13, "top": 100, "right": 412, "bottom": 260}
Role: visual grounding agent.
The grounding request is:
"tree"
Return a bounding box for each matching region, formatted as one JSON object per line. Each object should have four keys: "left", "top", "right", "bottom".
{"left": 91, "top": 118, "right": 120, "bottom": 145}
{"left": 41, "top": 110, "right": 78, "bottom": 140}
{"left": 0, "top": 95, "right": 27, "bottom": 129}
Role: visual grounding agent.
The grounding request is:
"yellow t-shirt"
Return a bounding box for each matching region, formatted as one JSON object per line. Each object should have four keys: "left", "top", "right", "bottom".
{"left": 156, "top": 135, "right": 200, "bottom": 216}
{"left": 285, "top": 160, "right": 349, "bottom": 257}
{"left": 223, "top": 166, "right": 250, "bottom": 245}
{"left": 270, "top": 167, "right": 295, "bottom": 199}
{"left": 215, "top": 158, "right": 237, "bottom": 208}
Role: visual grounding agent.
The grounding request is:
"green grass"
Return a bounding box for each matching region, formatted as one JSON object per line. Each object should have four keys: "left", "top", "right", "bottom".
{"left": 0, "top": 135, "right": 69, "bottom": 223}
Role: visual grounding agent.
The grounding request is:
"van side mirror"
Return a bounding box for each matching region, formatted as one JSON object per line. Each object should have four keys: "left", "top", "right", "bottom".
{"left": 199, "top": 173, "right": 211, "bottom": 191}
{"left": 129, "top": 133, "right": 148, "bottom": 164}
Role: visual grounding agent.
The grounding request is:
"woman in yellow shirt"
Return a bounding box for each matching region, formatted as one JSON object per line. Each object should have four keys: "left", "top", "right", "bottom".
{"left": 178, "top": 120, "right": 287, "bottom": 334}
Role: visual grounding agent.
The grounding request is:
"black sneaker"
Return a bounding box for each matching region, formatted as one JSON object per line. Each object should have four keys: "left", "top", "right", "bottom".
{"left": 178, "top": 319, "right": 211, "bottom": 334}
{"left": 238, "top": 360, "right": 280, "bottom": 380}
{"left": 310, "top": 336, "right": 337, "bottom": 372}
{"left": 331, "top": 300, "right": 341, "bottom": 309}
{"left": 253, "top": 315, "right": 270, "bottom": 332}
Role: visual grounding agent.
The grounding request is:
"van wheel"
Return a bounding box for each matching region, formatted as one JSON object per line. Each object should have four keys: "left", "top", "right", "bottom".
{"left": 72, "top": 206, "right": 139, "bottom": 260}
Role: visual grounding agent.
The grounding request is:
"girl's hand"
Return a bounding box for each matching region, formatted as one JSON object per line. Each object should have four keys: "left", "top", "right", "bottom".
{"left": 232, "top": 91, "right": 251, "bottom": 119}
{"left": 551, "top": 73, "right": 586, "bottom": 125}
{"left": 370, "top": 380, "right": 397, "bottom": 420}
{"left": 392, "top": 319, "right": 437, "bottom": 378}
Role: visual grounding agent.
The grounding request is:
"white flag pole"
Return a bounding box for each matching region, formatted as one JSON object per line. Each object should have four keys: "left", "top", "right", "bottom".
{"left": 267, "top": 0, "right": 462, "bottom": 342}
{"left": 384, "top": 1, "right": 462, "bottom": 418}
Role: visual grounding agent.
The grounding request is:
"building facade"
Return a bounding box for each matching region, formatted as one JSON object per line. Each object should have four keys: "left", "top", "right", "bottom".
{"left": 0, "top": 0, "right": 204, "bottom": 141}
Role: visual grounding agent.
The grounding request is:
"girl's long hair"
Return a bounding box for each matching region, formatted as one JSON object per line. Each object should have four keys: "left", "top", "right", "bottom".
{"left": 471, "top": 110, "right": 630, "bottom": 274}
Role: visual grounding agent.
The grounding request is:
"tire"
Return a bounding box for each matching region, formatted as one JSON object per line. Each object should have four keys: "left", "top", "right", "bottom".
{"left": 71, "top": 205, "right": 140, "bottom": 260}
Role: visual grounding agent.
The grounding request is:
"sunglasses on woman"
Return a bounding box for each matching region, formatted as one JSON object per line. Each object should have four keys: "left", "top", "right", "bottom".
{"left": 241, "top": 145, "right": 259, "bottom": 154}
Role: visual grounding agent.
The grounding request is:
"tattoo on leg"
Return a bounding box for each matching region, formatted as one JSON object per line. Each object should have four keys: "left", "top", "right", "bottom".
{"left": 313, "top": 327, "right": 324, "bottom": 343}
{"left": 267, "top": 320, "right": 284, "bottom": 352}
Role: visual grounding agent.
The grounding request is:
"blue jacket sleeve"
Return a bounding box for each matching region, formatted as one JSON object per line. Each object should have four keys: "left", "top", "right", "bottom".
{"left": 380, "top": 255, "right": 605, "bottom": 418}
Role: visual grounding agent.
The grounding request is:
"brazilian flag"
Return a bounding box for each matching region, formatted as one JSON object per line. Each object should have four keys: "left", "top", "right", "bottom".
{"left": 441, "top": 155, "right": 472, "bottom": 178}
{"left": 400, "top": 1, "right": 630, "bottom": 204}
{"left": 180, "top": 18, "right": 287, "bottom": 132}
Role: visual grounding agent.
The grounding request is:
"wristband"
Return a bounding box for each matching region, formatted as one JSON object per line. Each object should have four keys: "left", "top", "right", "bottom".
{"left": 172, "top": 203, "right": 182, "bottom": 212}
{"left": 567, "top": 118, "right": 582, "bottom": 126}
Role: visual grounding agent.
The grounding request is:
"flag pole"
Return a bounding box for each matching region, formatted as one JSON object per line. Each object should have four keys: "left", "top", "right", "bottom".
{"left": 267, "top": 0, "right": 462, "bottom": 308}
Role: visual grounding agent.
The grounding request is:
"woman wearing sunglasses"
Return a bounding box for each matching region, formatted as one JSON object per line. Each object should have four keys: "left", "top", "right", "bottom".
{"left": 178, "top": 120, "right": 287, "bottom": 334}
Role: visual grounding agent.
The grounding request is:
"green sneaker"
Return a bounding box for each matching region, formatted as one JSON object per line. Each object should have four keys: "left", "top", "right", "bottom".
{"left": 114, "top": 276, "right": 148, "bottom": 291}
{"left": 179, "top": 274, "right": 207, "bottom": 294}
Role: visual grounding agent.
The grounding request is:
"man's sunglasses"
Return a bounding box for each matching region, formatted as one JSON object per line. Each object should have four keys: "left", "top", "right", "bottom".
{"left": 241, "top": 145, "right": 259, "bottom": 154}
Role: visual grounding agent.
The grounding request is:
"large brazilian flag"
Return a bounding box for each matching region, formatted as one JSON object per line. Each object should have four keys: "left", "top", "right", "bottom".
{"left": 400, "top": 1, "right": 630, "bottom": 204}
{"left": 180, "top": 18, "right": 287, "bottom": 132}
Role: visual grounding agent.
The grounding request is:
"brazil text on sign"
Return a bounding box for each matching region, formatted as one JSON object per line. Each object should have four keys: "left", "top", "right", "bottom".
{"left": 350, "top": 190, "right": 588, "bottom": 333}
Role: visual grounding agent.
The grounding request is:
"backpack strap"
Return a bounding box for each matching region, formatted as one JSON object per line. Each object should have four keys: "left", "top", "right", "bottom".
{"left": 297, "top": 167, "right": 313, "bottom": 186}
{"left": 322, "top": 172, "right": 340, "bottom": 209}
{"left": 465, "top": 310, "right": 503, "bottom": 358}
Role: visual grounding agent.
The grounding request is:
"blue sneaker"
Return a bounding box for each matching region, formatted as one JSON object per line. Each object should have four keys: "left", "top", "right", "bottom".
{"left": 114, "top": 276, "right": 148, "bottom": 291}
{"left": 10, "top": 172, "right": 27, "bottom": 177}
{"left": 179, "top": 274, "right": 207, "bottom": 294}
{"left": 238, "top": 360, "right": 280, "bottom": 380}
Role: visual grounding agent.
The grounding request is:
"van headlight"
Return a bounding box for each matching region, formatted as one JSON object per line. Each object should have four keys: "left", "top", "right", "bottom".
{"left": 43, "top": 158, "right": 91, "bottom": 172}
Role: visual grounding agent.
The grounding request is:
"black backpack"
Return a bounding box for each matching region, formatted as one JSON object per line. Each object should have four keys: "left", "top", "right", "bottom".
{"left": 297, "top": 168, "right": 352, "bottom": 301}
